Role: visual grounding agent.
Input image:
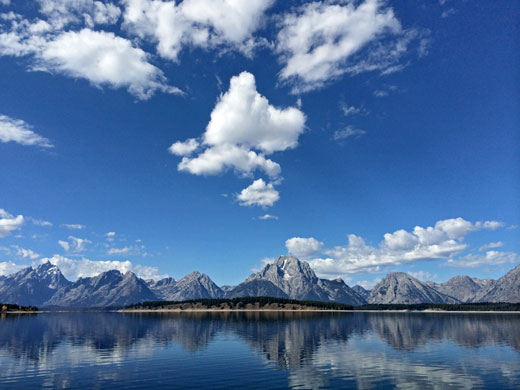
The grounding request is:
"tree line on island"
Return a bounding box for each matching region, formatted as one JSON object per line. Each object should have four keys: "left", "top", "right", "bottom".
{"left": 124, "top": 298, "right": 520, "bottom": 312}
{"left": 125, "top": 296, "right": 355, "bottom": 311}
{"left": 0, "top": 303, "right": 38, "bottom": 312}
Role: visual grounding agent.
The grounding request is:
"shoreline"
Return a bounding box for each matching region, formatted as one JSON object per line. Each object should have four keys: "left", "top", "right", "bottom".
{"left": 2, "top": 309, "right": 518, "bottom": 314}
{"left": 1, "top": 311, "right": 41, "bottom": 314}
{"left": 118, "top": 309, "right": 520, "bottom": 314}
{"left": 118, "top": 309, "right": 352, "bottom": 313}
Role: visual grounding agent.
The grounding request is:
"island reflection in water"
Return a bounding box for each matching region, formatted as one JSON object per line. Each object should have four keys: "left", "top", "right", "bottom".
{"left": 0, "top": 312, "right": 519, "bottom": 389}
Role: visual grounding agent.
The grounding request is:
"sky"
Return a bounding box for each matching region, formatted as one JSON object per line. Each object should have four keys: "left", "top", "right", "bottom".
{"left": 0, "top": 0, "right": 518, "bottom": 288}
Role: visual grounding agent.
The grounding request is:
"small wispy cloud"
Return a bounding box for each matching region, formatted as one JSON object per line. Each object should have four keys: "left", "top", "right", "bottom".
{"left": 0, "top": 208, "right": 24, "bottom": 238}
{"left": 13, "top": 245, "right": 39, "bottom": 259}
{"left": 27, "top": 217, "right": 52, "bottom": 227}
{"left": 373, "top": 84, "right": 399, "bottom": 97}
{"left": 0, "top": 114, "right": 53, "bottom": 148}
{"left": 408, "top": 270, "right": 438, "bottom": 282}
{"left": 447, "top": 251, "right": 519, "bottom": 268}
{"left": 62, "top": 223, "right": 85, "bottom": 230}
{"left": 441, "top": 8, "right": 456, "bottom": 18}
{"left": 259, "top": 214, "right": 278, "bottom": 220}
{"left": 333, "top": 126, "right": 367, "bottom": 142}
{"left": 479, "top": 241, "right": 504, "bottom": 251}
{"left": 58, "top": 236, "right": 90, "bottom": 253}
{"left": 339, "top": 102, "right": 366, "bottom": 117}
{"left": 356, "top": 278, "right": 382, "bottom": 290}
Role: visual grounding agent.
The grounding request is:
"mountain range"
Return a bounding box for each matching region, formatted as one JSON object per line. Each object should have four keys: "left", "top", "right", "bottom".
{"left": 0, "top": 256, "right": 518, "bottom": 307}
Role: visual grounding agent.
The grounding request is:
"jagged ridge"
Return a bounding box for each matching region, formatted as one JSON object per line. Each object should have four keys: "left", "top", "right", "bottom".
{"left": 0, "top": 259, "right": 519, "bottom": 307}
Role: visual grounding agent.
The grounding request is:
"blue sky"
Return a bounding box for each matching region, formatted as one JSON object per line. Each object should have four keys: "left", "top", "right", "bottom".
{"left": 0, "top": 0, "right": 518, "bottom": 288}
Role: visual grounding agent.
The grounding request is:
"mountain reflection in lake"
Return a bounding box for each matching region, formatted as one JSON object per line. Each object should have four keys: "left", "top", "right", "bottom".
{"left": 0, "top": 312, "right": 519, "bottom": 389}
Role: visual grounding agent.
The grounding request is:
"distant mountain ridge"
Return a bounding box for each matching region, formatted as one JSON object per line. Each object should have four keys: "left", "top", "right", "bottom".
{"left": 426, "top": 276, "right": 493, "bottom": 303}
{"left": 45, "top": 270, "right": 156, "bottom": 307}
{"left": 0, "top": 259, "right": 518, "bottom": 307}
{"left": 368, "top": 272, "right": 460, "bottom": 304}
{"left": 148, "top": 271, "right": 223, "bottom": 301}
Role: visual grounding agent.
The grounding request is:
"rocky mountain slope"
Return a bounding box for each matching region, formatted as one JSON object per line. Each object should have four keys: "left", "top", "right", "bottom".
{"left": 229, "top": 256, "right": 366, "bottom": 306}
{"left": 226, "top": 279, "right": 288, "bottom": 299}
{"left": 475, "top": 264, "right": 520, "bottom": 303}
{"left": 45, "top": 270, "right": 157, "bottom": 307}
{"left": 368, "top": 273, "right": 460, "bottom": 304}
{"left": 146, "top": 277, "right": 177, "bottom": 299}
{"left": 426, "top": 276, "right": 492, "bottom": 303}
{"left": 0, "top": 262, "right": 70, "bottom": 306}
{"left": 352, "top": 285, "right": 370, "bottom": 300}
{"left": 149, "top": 271, "right": 223, "bottom": 301}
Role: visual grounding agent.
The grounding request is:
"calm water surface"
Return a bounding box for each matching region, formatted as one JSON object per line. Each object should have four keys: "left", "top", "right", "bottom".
{"left": 0, "top": 311, "right": 519, "bottom": 389}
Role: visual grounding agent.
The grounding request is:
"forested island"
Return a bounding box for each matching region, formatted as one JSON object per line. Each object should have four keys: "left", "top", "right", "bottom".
{"left": 122, "top": 297, "right": 354, "bottom": 311}
{"left": 122, "top": 298, "right": 520, "bottom": 312}
{"left": 0, "top": 303, "right": 39, "bottom": 313}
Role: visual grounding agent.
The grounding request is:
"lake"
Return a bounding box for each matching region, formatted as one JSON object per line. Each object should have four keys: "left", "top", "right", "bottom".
{"left": 0, "top": 311, "right": 519, "bottom": 389}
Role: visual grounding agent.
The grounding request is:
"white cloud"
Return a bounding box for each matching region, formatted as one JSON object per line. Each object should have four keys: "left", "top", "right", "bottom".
{"left": 107, "top": 247, "right": 131, "bottom": 255}
{"left": 479, "top": 241, "right": 504, "bottom": 251}
{"left": 307, "top": 217, "right": 505, "bottom": 277}
{"left": 62, "top": 223, "right": 85, "bottom": 230}
{"left": 106, "top": 231, "right": 116, "bottom": 237}
{"left": 13, "top": 246, "right": 39, "bottom": 259}
{"left": 0, "top": 0, "right": 274, "bottom": 100}
{"left": 0, "top": 209, "right": 24, "bottom": 238}
{"left": 37, "top": 0, "right": 121, "bottom": 29}
{"left": 340, "top": 103, "right": 364, "bottom": 117}
{"left": 0, "top": 0, "right": 10, "bottom": 6}
{"left": 447, "top": 251, "right": 520, "bottom": 268}
{"left": 168, "top": 138, "right": 199, "bottom": 156}
{"left": 0, "top": 114, "right": 53, "bottom": 147}
{"left": 58, "top": 240, "right": 69, "bottom": 252}
{"left": 475, "top": 220, "right": 504, "bottom": 230}
{"left": 27, "top": 217, "right": 53, "bottom": 227}
{"left": 441, "top": 8, "right": 456, "bottom": 19}
{"left": 407, "top": 270, "right": 438, "bottom": 282}
{"left": 286, "top": 237, "right": 324, "bottom": 258}
{"left": 373, "top": 84, "right": 399, "bottom": 97}
{"left": 174, "top": 72, "right": 305, "bottom": 178}
{"left": 203, "top": 72, "right": 306, "bottom": 154}
{"left": 0, "top": 14, "right": 180, "bottom": 100}
{"left": 41, "top": 254, "right": 167, "bottom": 280}
{"left": 178, "top": 144, "right": 282, "bottom": 178}
{"left": 58, "top": 236, "right": 90, "bottom": 253}
{"left": 0, "top": 261, "right": 24, "bottom": 276}
{"left": 276, "top": 0, "right": 421, "bottom": 92}
{"left": 433, "top": 218, "right": 476, "bottom": 239}
{"left": 333, "top": 126, "right": 366, "bottom": 141}
{"left": 122, "top": 0, "right": 274, "bottom": 60}
{"left": 356, "top": 278, "right": 381, "bottom": 290}
{"left": 259, "top": 214, "right": 278, "bottom": 220}
{"left": 39, "top": 29, "right": 181, "bottom": 99}
{"left": 107, "top": 246, "right": 142, "bottom": 256}
{"left": 237, "top": 179, "right": 279, "bottom": 208}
